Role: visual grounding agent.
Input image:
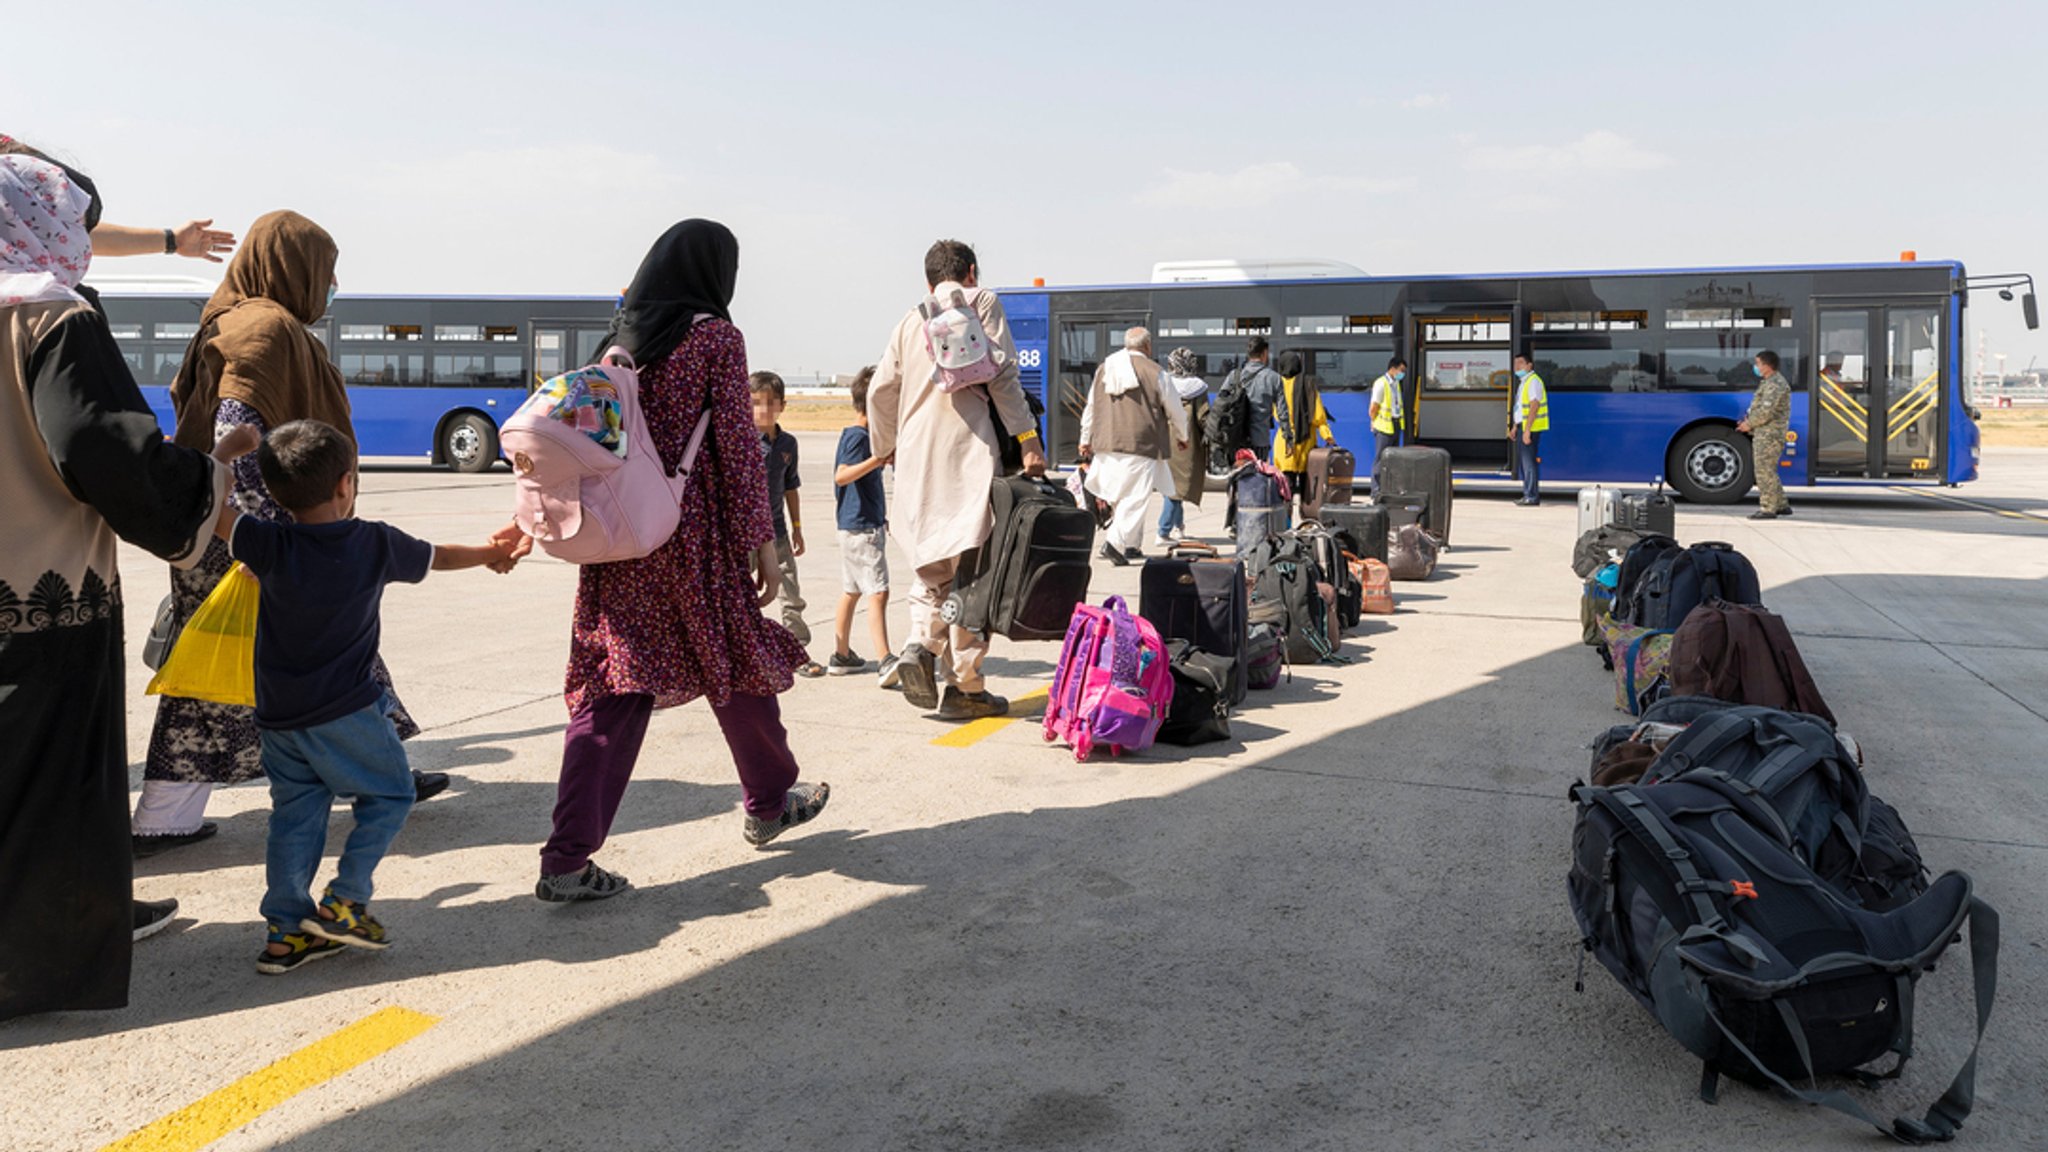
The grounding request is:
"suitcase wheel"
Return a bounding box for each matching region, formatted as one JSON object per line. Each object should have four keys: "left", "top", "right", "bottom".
{"left": 939, "top": 593, "right": 964, "bottom": 625}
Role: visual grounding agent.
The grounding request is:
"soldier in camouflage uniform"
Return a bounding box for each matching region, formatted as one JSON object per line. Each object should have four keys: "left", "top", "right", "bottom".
{"left": 1737, "top": 348, "right": 1793, "bottom": 519}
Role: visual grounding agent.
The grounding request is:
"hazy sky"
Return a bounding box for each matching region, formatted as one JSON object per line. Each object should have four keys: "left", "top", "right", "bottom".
{"left": 10, "top": 1, "right": 2043, "bottom": 377}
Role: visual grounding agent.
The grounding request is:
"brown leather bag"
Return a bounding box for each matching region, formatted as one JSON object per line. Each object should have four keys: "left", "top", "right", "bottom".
{"left": 1667, "top": 600, "right": 1835, "bottom": 724}
{"left": 1591, "top": 740, "right": 1660, "bottom": 787}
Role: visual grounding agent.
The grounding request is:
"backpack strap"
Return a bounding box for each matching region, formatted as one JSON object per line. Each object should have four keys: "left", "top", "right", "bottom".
{"left": 1699, "top": 895, "right": 1998, "bottom": 1143}
{"left": 1102, "top": 596, "right": 1141, "bottom": 689}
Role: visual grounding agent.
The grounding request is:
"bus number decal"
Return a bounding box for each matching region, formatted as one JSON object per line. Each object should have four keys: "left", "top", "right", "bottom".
{"left": 1017, "top": 347, "right": 1043, "bottom": 370}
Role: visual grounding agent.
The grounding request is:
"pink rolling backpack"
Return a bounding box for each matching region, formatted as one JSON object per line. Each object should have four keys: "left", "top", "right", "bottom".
{"left": 501, "top": 345, "right": 712, "bottom": 564}
{"left": 1044, "top": 595, "right": 1174, "bottom": 761}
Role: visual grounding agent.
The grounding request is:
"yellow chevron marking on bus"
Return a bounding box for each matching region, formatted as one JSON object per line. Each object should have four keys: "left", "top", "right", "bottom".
{"left": 100, "top": 1007, "right": 438, "bottom": 1152}
{"left": 931, "top": 687, "right": 1051, "bottom": 747}
{"left": 1890, "top": 486, "right": 2048, "bottom": 524}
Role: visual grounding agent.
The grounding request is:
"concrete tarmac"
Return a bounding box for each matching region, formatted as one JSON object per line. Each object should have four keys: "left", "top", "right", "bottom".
{"left": 3, "top": 441, "right": 2045, "bottom": 1151}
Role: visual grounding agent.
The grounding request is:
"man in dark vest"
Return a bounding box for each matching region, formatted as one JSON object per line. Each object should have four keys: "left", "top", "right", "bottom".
{"left": 1078, "top": 326, "right": 1188, "bottom": 565}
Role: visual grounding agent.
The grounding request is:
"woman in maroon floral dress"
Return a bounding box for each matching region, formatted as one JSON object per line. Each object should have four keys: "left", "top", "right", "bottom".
{"left": 530, "top": 219, "right": 829, "bottom": 902}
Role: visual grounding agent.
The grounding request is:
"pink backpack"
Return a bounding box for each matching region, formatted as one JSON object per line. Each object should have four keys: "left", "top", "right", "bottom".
{"left": 1043, "top": 595, "right": 1174, "bottom": 761}
{"left": 919, "top": 286, "right": 1003, "bottom": 393}
{"left": 501, "top": 346, "right": 712, "bottom": 564}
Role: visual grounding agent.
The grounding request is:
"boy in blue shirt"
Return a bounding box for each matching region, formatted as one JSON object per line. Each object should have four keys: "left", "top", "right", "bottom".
{"left": 828, "top": 366, "right": 894, "bottom": 684}
{"left": 750, "top": 370, "right": 822, "bottom": 676}
{"left": 215, "top": 419, "right": 518, "bottom": 973}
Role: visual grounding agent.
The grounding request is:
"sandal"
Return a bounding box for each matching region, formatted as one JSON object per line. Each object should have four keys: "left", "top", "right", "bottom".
{"left": 535, "top": 861, "right": 633, "bottom": 903}
{"left": 796, "top": 660, "right": 827, "bottom": 679}
{"left": 743, "top": 782, "right": 831, "bottom": 847}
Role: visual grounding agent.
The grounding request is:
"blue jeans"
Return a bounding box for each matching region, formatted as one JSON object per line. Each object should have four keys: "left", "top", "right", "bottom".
{"left": 1157, "top": 498, "right": 1184, "bottom": 537}
{"left": 260, "top": 696, "right": 415, "bottom": 931}
{"left": 1372, "top": 430, "right": 1399, "bottom": 493}
{"left": 1517, "top": 431, "right": 1542, "bottom": 502}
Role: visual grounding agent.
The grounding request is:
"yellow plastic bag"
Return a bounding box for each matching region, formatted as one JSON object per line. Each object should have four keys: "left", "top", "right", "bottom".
{"left": 145, "top": 562, "right": 259, "bottom": 707}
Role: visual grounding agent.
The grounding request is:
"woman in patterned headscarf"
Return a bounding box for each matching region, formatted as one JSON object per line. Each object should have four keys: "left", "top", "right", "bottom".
{"left": 1155, "top": 346, "right": 1210, "bottom": 545}
{"left": 0, "top": 147, "right": 237, "bottom": 1019}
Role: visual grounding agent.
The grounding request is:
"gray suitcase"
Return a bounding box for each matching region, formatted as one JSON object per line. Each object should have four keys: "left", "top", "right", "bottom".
{"left": 1372, "top": 446, "right": 1453, "bottom": 544}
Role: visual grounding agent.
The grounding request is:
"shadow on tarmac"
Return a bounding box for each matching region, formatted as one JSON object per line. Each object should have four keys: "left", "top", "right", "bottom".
{"left": 252, "top": 574, "right": 2039, "bottom": 1149}
{"left": 11, "top": 571, "right": 2043, "bottom": 1149}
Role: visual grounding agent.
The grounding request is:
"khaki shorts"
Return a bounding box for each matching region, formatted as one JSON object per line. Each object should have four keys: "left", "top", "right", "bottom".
{"left": 839, "top": 526, "right": 889, "bottom": 595}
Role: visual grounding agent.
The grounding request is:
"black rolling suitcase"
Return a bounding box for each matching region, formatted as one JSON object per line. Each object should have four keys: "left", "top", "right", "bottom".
{"left": 1139, "top": 542, "right": 1251, "bottom": 705}
{"left": 1372, "top": 445, "right": 1453, "bottom": 544}
{"left": 1312, "top": 503, "right": 1389, "bottom": 564}
{"left": 1613, "top": 483, "right": 1677, "bottom": 537}
{"left": 943, "top": 475, "right": 1096, "bottom": 641}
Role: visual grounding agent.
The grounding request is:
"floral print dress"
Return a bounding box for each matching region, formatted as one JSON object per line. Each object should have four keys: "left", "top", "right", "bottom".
{"left": 144, "top": 399, "right": 418, "bottom": 785}
{"left": 564, "top": 320, "right": 804, "bottom": 715}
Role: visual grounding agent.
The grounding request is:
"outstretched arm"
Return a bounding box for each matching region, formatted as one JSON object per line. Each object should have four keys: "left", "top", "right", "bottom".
{"left": 91, "top": 220, "right": 238, "bottom": 262}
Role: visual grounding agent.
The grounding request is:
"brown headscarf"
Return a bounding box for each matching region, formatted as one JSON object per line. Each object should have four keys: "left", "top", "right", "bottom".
{"left": 169, "top": 210, "right": 353, "bottom": 450}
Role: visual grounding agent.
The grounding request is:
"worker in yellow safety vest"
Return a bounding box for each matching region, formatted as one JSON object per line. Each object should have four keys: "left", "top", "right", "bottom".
{"left": 1369, "top": 356, "right": 1406, "bottom": 444}
{"left": 1510, "top": 352, "right": 1549, "bottom": 506}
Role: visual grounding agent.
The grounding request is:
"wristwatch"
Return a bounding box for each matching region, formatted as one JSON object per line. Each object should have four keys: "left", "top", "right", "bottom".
{"left": 162, "top": 228, "right": 176, "bottom": 255}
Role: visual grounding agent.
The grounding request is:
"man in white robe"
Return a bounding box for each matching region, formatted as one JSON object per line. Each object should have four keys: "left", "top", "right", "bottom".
{"left": 1079, "top": 327, "right": 1187, "bottom": 564}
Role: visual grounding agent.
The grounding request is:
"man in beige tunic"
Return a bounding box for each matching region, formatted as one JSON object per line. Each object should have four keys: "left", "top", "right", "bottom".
{"left": 869, "top": 240, "right": 1044, "bottom": 721}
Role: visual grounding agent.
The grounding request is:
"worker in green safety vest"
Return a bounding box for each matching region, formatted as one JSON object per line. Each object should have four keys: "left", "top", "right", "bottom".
{"left": 1510, "top": 352, "right": 1549, "bottom": 506}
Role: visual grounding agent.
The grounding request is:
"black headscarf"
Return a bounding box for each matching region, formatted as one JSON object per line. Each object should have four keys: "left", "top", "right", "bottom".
{"left": 1274, "top": 350, "right": 1319, "bottom": 453}
{"left": 606, "top": 219, "right": 738, "bottom": 370}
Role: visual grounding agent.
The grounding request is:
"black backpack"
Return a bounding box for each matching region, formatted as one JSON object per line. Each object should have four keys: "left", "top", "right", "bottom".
{"left": 1628, "top": 542, "right": 1762, "bottom": 630}
{"left": 1613, "top": 534, "right": 1680, "bottom": 624}
{"left": 1205, "top": 366, "right": 1252, "bottom": 473}
{"left": 1247, "top": 534, "right": 1338, "bottom": 664}
{"left": 1157, "top": 640, "right": 1232, "bottom": 746}
{"left": 1639, "top": 705, "right": 1928, "bottom": 910}
{"left": 1568, "top": 775, "right": 1998, "bottom": 1142}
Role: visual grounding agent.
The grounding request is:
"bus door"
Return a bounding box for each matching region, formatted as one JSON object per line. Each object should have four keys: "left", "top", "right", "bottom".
{"left": 1054, "top": 313, "right": 1148, "bottom": 466}
{"left": 1407, "top": 309, "right": 1517, "bottom": 469}
{"left": 530, "top": 323, "right": 618, "bottom": 393}
{"left": 1813, "top": 304, "right": 1944, "bottom": 478}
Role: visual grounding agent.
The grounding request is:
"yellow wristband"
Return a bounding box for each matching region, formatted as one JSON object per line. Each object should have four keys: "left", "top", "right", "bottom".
{"left": 1016, "top": 430, "right": 1040, "bottom": 443}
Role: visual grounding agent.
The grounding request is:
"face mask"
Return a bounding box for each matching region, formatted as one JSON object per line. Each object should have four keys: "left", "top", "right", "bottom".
{"left": 1514, "top": 368, "right": 1530, "bottom": 380}
{"left": 1752, "top": 364, "right": 1764, "bottom": 378}
{"left": 327, "top": 284, "right": 338, "bottom": 309}
{"left": 1392, "top": 371, "right": 1405, "bottom": 384}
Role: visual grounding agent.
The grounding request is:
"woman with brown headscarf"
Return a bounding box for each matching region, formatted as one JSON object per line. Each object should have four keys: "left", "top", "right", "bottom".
{"left": 134, "top": 211, "right": 433, "bottom": 853}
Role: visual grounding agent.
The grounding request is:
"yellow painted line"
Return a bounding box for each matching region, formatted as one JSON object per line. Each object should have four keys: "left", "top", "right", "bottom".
{"left": 930, "top": 687, "right": 1050, "bottom": 748}
{"left": 1889, "top": 485, "right": 2048, "bottom": 524}
{"left": 101, "top": 1007, "right": 438, "bottom": 1152}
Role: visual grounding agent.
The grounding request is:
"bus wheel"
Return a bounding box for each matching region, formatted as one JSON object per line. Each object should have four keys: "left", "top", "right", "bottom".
{"left": 443, "top": 413, "right": 499, "bottom": 474}
{"left": 1667, "top": 425, "right": 1752, "bottom": 505}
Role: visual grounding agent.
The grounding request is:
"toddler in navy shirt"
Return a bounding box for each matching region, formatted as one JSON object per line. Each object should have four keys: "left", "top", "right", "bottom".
{"left": 213, "top": 419, "right": 520, "bottom": 974}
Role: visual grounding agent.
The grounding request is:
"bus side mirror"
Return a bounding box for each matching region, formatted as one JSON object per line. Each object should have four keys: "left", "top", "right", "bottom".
{"left": 2024, "top": 291, "right": 2039, "bottom": 331}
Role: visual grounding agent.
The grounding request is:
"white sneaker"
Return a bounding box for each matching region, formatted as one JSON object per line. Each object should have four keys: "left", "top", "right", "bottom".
{"left": 877, "top": 655, "right": 903, "bottom": 690}
{"left": 1154, "top": 536, "right": 1176, "bottom": 550}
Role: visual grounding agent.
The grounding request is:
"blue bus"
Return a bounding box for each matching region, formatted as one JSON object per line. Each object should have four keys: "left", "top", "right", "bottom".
{"left": 997, "top": 262, "right": 2037, "bottom": 503}
{"left": 97, "top": 285, "right": 618, "bottom": 471}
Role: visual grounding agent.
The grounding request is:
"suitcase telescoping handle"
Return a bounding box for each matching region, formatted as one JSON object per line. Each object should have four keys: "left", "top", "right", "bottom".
{"left": 1167, "top": 541, "right": 1219, "bottom": 559}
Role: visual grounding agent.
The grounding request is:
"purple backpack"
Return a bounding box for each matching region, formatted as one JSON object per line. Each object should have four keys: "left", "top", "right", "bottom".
{"left": 1044, "top": 596, "right": 1174, "bottom": 761}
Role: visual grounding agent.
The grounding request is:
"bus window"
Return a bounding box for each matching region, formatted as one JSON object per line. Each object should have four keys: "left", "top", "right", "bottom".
{"left": 574, "top": 329, "right": 610, "bottom": 365}
{"left": 535, "top": 330, "right": 565, "bottom": 380}
{"left": 1307, "top": 349, "right": 1390, "bottom": 390}
{"left": 1528, "top": 344, "right": 1658, "bottom": 392}
{"left": 1664, "top": 335, "right": 1801, "bottom": 391}
{"left": 1424, "top": 349, "right": 1510, "bottom": 391}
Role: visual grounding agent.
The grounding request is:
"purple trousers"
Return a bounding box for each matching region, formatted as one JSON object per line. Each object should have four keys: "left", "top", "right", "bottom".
{"left": 540, "top": 692, "right": 799, "bottom": 876}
